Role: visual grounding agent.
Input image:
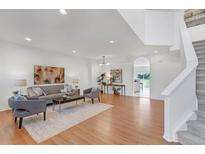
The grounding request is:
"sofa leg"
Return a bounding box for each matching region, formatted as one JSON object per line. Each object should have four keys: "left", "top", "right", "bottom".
{"left": 19, "top": 117, "right": 23, "bottom": 129}
{"left": 15, "top": 117, "right": 17, "bottom": 123}
{"left": 43, "top": 112, "right": 46, "bottom": 121}
{"left": 91, "top": 99, "right": 94, "bottom": 104}
{"left": 98, "top": 96, "right": 100, "bottom": 102}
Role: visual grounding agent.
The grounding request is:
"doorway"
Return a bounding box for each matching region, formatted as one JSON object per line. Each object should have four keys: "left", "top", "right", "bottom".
{"left": 133, "top": 57, "right": 150, "bottom": 98}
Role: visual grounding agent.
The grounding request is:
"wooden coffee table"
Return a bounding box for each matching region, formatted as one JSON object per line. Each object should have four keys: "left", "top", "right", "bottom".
{"left": 53, "top": 95, "right": 85, "bottom": 113}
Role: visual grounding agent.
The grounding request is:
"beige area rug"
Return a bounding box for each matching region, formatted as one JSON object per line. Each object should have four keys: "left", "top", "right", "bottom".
{"left": 23, "top": 101, "right": 113, "bottom": 143}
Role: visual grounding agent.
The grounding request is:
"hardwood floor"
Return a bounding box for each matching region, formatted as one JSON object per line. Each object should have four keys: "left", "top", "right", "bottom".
{"left": 0, "top": 94, "right": 174, "bottom": 145}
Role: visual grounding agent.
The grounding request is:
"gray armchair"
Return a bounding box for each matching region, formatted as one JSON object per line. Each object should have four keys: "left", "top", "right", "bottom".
{"left": 83, "top": 87, "right": 100, "bottom": 104}
{"left": 8, "top": 97, "right": 47, "bottom": 129}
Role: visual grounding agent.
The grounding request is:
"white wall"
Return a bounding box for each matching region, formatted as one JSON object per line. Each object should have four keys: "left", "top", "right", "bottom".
{"left": 150, "top": 52, "right": 182, "bottom": 100}
{"left": 145, "top": 10, "right": 175, "bottom": 46}
{"left": 119, "top": 9, "right": 175, "bottom": 46}
{"left": 188, "top": 24, "right": 205, "bottom": 42}
{"left": 0, "top": 40, "right": 90, "bottom": 111}
{"left": 118, "top": 9, "right": 146, "bottom": 43}
{"left": 88, "top": 59, "right": 101, "bottom": 87}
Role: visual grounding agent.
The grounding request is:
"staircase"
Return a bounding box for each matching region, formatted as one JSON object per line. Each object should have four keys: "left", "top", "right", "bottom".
{"left": 177, "top": 40, "right": 205, "bottom": 144}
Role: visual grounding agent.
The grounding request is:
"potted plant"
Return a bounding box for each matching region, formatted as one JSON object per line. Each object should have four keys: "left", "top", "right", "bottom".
{"left": 97, "top": 73, "right": 107, "bottom": 93}
{"left": 112, "top": 87, "right": 121, "bottom": 95}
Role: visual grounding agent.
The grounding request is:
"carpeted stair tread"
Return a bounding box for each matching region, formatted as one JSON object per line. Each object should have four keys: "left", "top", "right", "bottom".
{"left": 177, "top": 131, "right": 205, "bottom": 144}
{"left": 194, "top": 46, "right": 205, "bottom": 51}
{"left": 196, "top": 51, "right": 205, "bottom": 54}
{"left": 196, "top": 110, "right": 205, "bottom": 118}
{"left": 187, "top": 120, "right": 205, "bottom": 131}
{"left": 198, "top": 103, "right": 205, "bottom": 111}
{"left": 198, "top": 99, "right": 205, "bottom": 104}
{"left": 193, "top": 41, "right": 205, "bottom": 47}
{"left": 197, "top": 74, "right": 205, "bottom": 77}
{"left": 197, "top": 81, "right": 205, "bottom": 84}
{"left": 197, "top": 90, "right": 205, "bottom": 95}
{"left": 197, "top": 67, "right": 205, "bottom": 70}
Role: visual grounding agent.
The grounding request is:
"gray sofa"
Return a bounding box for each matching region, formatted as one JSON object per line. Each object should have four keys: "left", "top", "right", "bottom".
{"left": 27, "top": 84, "right": 78, "bottom": 104}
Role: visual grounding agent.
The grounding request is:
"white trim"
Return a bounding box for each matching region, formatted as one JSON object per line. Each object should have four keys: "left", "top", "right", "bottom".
{"left": 0, "top": 107, "right": 10, "bottom": 112}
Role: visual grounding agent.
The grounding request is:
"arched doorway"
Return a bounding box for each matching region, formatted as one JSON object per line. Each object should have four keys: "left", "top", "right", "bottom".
{"left": 133, "top": 57, "right": 150, "bottom": 98}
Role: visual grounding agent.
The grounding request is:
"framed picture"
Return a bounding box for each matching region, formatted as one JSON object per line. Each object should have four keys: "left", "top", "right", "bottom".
{"left": 34, "top": 65, "right": 65, "bottom": 85}
{"left": 110, "top": 69, "right": 122, "bottom": 83}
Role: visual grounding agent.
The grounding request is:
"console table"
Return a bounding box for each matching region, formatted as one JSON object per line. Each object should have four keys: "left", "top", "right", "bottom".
{"left": 106, "top": 84, "right": 126, "bottom": 95}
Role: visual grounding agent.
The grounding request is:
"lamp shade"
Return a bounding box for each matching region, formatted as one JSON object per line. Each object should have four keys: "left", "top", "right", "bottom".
{"left": 14, "top": 79, "right": 27, "bottom": 86}
{"left": 72, "top": 79, "right": 79, "bottom": 84}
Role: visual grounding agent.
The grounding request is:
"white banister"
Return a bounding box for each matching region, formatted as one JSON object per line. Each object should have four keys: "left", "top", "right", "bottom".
{"left": 161, "top": 11, "right": 198, "bottom": 142}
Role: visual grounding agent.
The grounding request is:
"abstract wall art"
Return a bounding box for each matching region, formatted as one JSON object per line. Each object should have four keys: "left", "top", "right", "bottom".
{"left": 34, "top": 65, "right": 65, "bottom": 85}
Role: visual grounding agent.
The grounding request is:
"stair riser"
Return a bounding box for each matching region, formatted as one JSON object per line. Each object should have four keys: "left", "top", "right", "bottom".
{"left": 188, "top": 125, "right": 205, "bottom": 140}
{"left": 193, "top": 42, "right": 205, "bottom": 47}
{"left": 197, "top": 94, "right": 205, "bottom": 100}
{"left": 199, "top": 104, "right": 205, "bottom": 111}
{"left": 197, "top": 115, "right": 205, "bottom": 123}
{"left": 196, "top": 52, "right": 205, "bottom": 57}
{"left": 196, "top": 84, "right": 205, "bottom": 90}
{"left": 198, "top": 100, "right": 205, "bottom": 104}
{"left": 198, "top": 58, "right": 205, "bottom": 63}
{"left": 196, "top": 76, "right": 205, "bottom": 81}
{"left": 178, "top": 137, "right": 195, "bottom": 145}
{"left": 197, "top": 70, "right": 205, "bottom": 74}
{"left": 195, "top": 46, "right": 205, "bottom": 50}
{"left": 198, "top": 54, "right": 205, "bottom": 58}
{"left": 198, "top": 63, "right": 205, "bottom": 68}
{"left": 193, "top": 43, "right": 205, "bottom": 47}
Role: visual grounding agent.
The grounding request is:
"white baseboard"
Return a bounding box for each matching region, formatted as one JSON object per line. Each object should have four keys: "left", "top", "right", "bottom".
{"left": 0, "top": 107, "right": 10, "bottom": 112}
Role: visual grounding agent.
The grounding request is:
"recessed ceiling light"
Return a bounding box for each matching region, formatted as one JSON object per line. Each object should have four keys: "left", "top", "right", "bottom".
{"left": 72, "top": 50, "right": 76, "bottom": 54}
{"left": 154, "top": 50, "right": 159, "bottom": 54}
{"left": 109, "top": 40, "right": 115, "bottom": 44}
{"left": 25, "top": 37, "right": 32, "bottom": 42}
{"left": 59, "top": 9, "right": 67, "bottom": 15}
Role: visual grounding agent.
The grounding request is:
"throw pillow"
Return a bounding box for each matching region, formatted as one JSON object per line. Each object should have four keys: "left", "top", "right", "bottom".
{"left": 27, "top": 87, "right": 37, "bottom": 97}
{"left": 41, "top": 89, "right": 48, "bottom": 96}
{"left": 32, "top": 87, "right": 44, "bottom": 96}
{"left": 14, "top": 95, "right": 27, "bottom": 101}
{"left": 61, "top": 87, "right": 68, "bottom": 93}
{"left": 67, "top": 85, "right": 72, "bottom": 92}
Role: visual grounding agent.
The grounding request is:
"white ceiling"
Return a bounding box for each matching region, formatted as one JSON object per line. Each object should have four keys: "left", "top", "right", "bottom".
{"left": 0, "top": 9, "right": 168, "bottom": 59}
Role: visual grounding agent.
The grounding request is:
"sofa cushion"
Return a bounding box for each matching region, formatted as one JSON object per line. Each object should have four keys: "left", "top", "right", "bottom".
{"left": 32, "top": 87, "right": 44, "bottom": 96}
{"left": 27, "top": 87, "right": 38, "bottom": 97}
{"left": 60, "top": 87, "right": 68, "bottom": 93}
{"left": 39, "top": 93, "right": 65, "bottom": 100}
{"left": 40, "top": 85, "right": 64, "bottom": 95}
{"left": 67, "top": 85, "right": 72, "bottom": 92}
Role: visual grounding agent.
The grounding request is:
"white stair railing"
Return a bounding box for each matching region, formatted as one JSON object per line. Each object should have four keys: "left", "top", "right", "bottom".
{"left": 161, "top": 11, "right": 198, "bottom": 142}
